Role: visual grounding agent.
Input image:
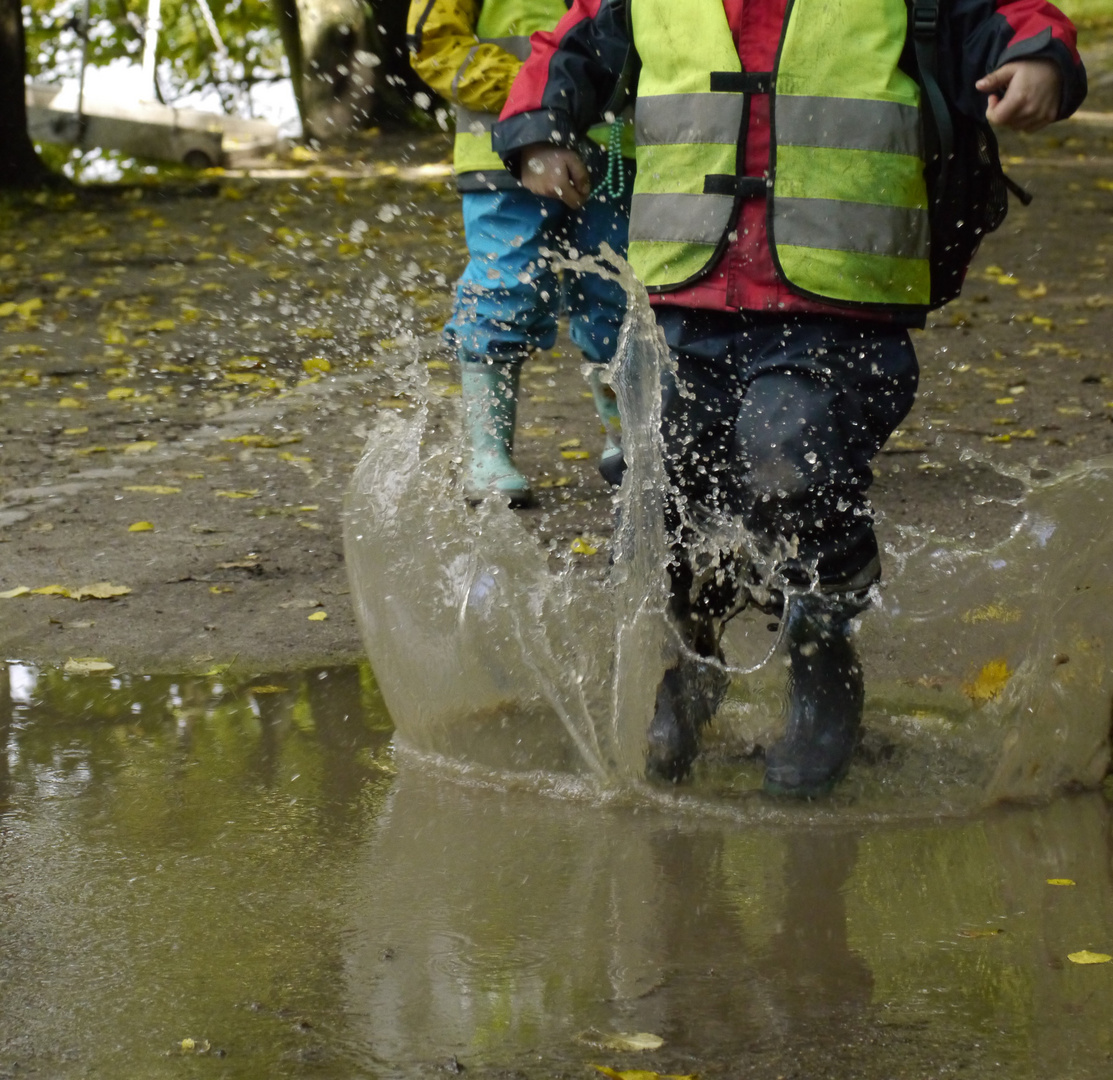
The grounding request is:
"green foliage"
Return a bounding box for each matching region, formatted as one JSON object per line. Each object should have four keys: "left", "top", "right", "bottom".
{"left": 23, "top": 0, "right": 287, "bottom": 111}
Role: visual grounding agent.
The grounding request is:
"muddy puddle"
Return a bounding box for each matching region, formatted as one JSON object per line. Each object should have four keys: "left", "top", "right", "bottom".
{"left": 2, "top": 659, "right": 1113, "bottom": 1079}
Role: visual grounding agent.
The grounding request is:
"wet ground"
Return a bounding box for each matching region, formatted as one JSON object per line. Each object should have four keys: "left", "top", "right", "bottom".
{"left": 4, "top": 36, "right": 1113, "bottom": 672}
{"left": 3, "top": 660, "right": 1113, "bottom": 1079}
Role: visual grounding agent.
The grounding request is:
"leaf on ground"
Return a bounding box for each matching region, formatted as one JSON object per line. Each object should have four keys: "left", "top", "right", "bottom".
{"left": 31, "top": 584, "right": 72, "bottom": 596}
{"left": 122, "top": 441, "right": 158, "bottom": 454}
{"left": 960, "top": 604, "right": 1022, "bottom": 625}
{"left": 591, "top": 1067, "right": 693, "bottom": 1080}
{"left": 561, "top": 449, "right": 591, "bottom": 460}
{"left": 72, "top": 582, "right": 131, "bottom": 600}
{"left": 64, "top": 657, "right": 114, "bottom": 675}
{"left": 249, "top": 685, "right": 288, "bottom": 694}
{"left": 1048, "top": 878, "right": 1076, "bottom": 886}
{"left": 1017, "top": 282, "right": 1047, "bottom": 301}
{"left": 124, "top": 485, "right": 181, "bottom": 494}
{"left": 1068, "top": 950, "right": 1112, "bottom": 965}
{"left": 106, "top": 386, "right": 135, "bottom": 400}
{"left": 308, "top": 611, "right": 328, "bottom": 621}
{"left": 128, "top": 521, "right": 154, "bottom": 532}
{"left": 962, "top": 659, "right": 1011, "bottom": 704}
{"left": 0, "top": 586, "right": 30, "bottom": 599}
{"left": 598, "top": 1033, "right": 666, "bottom": 1052}
{"left": 215, "top": 489, "right": 260, "bottom": 499}
{"left": 571, "top": 536, "right": 601, "bottom": 556}
{"left": 224, "top": 434, "right": 302, "bottom": 448}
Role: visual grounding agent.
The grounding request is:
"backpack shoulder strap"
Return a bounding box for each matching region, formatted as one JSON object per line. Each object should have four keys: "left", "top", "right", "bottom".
{"left": 908, "top": 0, "right": 954, "bottom": 188}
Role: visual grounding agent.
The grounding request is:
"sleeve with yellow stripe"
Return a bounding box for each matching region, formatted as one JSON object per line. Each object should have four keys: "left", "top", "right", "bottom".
{"left": 407, "top": 0, "right": 522, "bottom": 114}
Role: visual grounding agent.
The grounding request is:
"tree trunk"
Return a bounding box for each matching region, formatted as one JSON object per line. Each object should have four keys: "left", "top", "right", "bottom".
{"left": 0, "top": 0, "right": 52, "bottom": 188}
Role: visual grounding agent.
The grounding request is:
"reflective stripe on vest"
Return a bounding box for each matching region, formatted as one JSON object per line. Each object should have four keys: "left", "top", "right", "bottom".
{"left": 627, "top": 0, "right": 931, "bottom": 308}
{"left": 627, "top": 0, "right": 743, "bottom": 289}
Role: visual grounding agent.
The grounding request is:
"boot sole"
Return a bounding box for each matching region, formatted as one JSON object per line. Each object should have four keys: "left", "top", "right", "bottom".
{"left": 465, "top": 488, "right": 536, "bottom": 509}
{"left": 761, "top": 774, "right": 839, "bottom": 800}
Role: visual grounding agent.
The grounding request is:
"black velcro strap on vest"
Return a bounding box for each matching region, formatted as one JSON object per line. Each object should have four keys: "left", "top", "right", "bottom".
{"left": 709, "top": 71, "right": 772, "bottom": 94}
{"left": 703, "top": 175, "right": 767, "bottom": 198}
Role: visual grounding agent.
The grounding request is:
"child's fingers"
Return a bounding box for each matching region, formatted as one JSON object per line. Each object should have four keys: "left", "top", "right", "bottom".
{"left": 979, "top": 59, "right": 1061, "bottom": 132}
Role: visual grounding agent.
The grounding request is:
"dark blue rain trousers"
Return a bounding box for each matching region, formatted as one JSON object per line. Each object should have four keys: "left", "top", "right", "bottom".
{"left": 655, "top": 307, "right": 919, "bottom": 609}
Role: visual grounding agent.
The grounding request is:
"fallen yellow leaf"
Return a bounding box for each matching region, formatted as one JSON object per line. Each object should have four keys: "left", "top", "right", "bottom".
{"left": 31, "top": 584, "right": 72, "bottom": 597}
{"left": 308, "top": 611, "right": 328, "bottom": 621}
{"left": 128, "top": 521, "right": 154, "bottom": 532}
{"left": 1048, "top": 878, "right": 1077, "bottom": 886}
{"left": 599, "top": 1033, "right": 666, "bottom": 1052}
{"left": 570, "top": 537, "right": 599, "bottom": 556}
{"left": 122, "top": 441, "right": 158, "bottom": 454}
{"left": 561, "top": 450, "right": 591, "bottom": 460}
{"left": 71, "top": 582, "right": 131, "bottom": 600}
{"left": 961, "top": 604, "right": 1022, "bottom": 625}
{"left": 962, "top": 659, "right": 1011, "bottom": 704}
{"left": 223, "top": 434, "right": 302, "bottom": 448}
{"left": 63, "top": 657, "right": 115, "bottom": 675}
{"left": 215, "top": 489, "right": 260, "bottom": 499}
{"left": 106, "top": 386, "right": 135, "bottom": 400}
{"left": 0, "top": 586, "right": 30, "bottom": 599}
{"left": 591, "top": 1068, "right": 693, "bottom": 1080}
{"left": 1068, "top": 950, "right": 1112, "bottom": 965}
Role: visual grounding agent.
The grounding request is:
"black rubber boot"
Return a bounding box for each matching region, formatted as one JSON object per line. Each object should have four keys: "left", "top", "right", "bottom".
{"left": 762, "top": 592, "right": 865, "bottom": 798}
{"left": 645, "top": 654, "right": 730, "bottom": 782}
{"left": 645, "top": 572, "right": 732, "bottom": 784}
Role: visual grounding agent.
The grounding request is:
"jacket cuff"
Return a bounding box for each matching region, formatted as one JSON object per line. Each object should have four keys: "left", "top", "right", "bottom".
{"left": 998, "top": 32, "right": 1088, "bottom": 120}
{"left": 492, "top": 109, "right": 581, "bottom": 177}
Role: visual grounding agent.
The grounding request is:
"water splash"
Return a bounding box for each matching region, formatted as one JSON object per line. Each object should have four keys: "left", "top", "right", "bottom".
{"left": 343, "top": 249, "right": 1111, "bottom": 814}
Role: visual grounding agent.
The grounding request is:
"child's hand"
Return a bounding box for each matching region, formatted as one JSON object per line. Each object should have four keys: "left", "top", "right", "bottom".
{"left": 976, "top": 59, "right": 1062, "bottom": 132}
{"left": 520, "top": 144, "right": 592, "bottom": 209}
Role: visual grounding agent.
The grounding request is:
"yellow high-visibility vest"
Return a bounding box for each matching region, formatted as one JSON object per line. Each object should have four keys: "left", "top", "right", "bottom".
{"left": 628, "top": 0, "right": 931, "bottom": 308}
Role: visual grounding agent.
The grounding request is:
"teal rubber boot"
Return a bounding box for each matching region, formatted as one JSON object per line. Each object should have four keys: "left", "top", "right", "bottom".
{"left": 460, "top": 361, "right": 534, "bottom": 507}
{"left": 585, "top": 367, "right": 625, "bottom": 486}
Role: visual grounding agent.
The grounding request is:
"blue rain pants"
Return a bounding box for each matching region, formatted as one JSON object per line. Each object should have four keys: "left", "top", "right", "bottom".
{"left": 655, "top": 307, "right": 919, "bottom": 602}
{"left": 447, "top": 170, "right": 632, "bottom": 367}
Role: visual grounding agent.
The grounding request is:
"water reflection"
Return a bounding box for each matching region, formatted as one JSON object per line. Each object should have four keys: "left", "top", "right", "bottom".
{"left": 2, "top": 662, "right": 1113, "bottom": 1079}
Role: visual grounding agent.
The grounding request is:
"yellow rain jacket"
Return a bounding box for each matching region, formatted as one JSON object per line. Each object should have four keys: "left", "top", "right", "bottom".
{"left": 407, "top": 0, "right": 628, "bottom": 190}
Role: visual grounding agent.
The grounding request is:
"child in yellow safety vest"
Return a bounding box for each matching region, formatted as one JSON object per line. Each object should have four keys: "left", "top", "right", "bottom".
{"left": 494, "top": 0, "right": 1086, "bottom": 794}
